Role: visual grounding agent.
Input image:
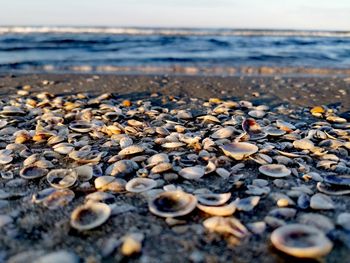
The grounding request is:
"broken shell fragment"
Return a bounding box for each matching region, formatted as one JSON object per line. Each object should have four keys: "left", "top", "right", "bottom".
{"left": 271, "top": 224, "right": 333, "bottom": 258}
{"left": 148, "top": 191, "right": 197, "bottom": 217}
{"left": 203, "top": 216, "right": 249, "bottom": 239}
{"left": 70, "top": 202, "right": 111, "bottom": 231}
{"left": 220, "top": 142, "right": 258, "bottom": 160}
{"left": 197, "top": 202, "right": 236, "bottom": 216}
{"left": 259, "top": 164, "right": 291, "bottom": 178}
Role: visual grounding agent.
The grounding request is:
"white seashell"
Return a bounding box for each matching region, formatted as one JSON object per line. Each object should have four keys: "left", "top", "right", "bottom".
{"left": 69, "top": 120, "right": 94, "bottom": 133}
{"left": 248, "top": 110, "right": 266, "bottom": 118}
{"left": 147, "top": 153, "right": 170, "bottom": 166}
{"left": 259, "top": 164, "right": 291, "bottom": 178}
{"left": 150, "top": 162, "right": 173, "bottom": 174}
{"left": 293, "top": 139, "right": 314, "bottom": 150}
{"left": 211, "top": 126, "right": 234, "bottom": 139}
{"left": 70, "top": 202, "right": 111, "bottom": 231}
{"left": 220, "top": 142, "right": 258, "bottom": 160}
{"left": 46, "top": 169, "right": 78, "bottom": 189}
{"left": 196, "top": 192, "right": 231, "bottom": 206}
{"left": 118, "top": 145, "right": 144, "bottom": 156}
{"left": 125, "top": 178, "right": 157, "bottom": 193}
{"left": 161, "top": 142, "right": 186, "bottom": 149}
{"left": 203, "top": 216, "right": 249, "bottom": 238}
{"left": 197, "top": 202, "right": 236, "bottom": 216}
{"left": 74, "top": 165, "right": 93, "bottom": 181}
{"left": 148, "top": 190, "right": 197, "bottom": 217}
{"left": 119, "top": 136, "right": 133, "bottom": 149}
{"left": 271, "top": 224, "right": 333, "bottom": 258}
{"left": 94, "top": 176, "right": 116, "bottom": 189}
{"left": 53, "top": 143, "right": 74, "bottom": 154}
{"left": 19, "top": 165, "right": 48, "bottom": 180}
{"left": 234, "top": 196, "right": 260, "bottom": 211}
{"left": 179, "top": 166, "right": 205, "bottom": 180}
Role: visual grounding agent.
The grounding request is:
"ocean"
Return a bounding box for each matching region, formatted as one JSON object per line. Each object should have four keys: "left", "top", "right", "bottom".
{"left": 0, "top": 26, "right": 350, "bottom": 74}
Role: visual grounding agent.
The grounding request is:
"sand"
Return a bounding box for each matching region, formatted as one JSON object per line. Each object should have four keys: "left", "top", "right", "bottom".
{"left": 0, "top": 73, "right": 349, "bottom": 263}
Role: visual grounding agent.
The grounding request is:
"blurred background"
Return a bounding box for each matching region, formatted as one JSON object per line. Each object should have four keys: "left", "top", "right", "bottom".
{"left": 0, "top": 0, "right": 349, "bottom": 74}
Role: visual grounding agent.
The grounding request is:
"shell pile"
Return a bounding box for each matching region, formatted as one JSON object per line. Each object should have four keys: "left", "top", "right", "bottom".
{"left": 1, "top": 87, "right": 350, "bottom": 261}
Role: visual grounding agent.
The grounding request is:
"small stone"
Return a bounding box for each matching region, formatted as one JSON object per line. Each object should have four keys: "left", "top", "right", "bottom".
{"left": 121, "top": 233, "right": 144, "bottom": 256}
{"left": 337, "top": 213, "right": 350, "bottom": 231}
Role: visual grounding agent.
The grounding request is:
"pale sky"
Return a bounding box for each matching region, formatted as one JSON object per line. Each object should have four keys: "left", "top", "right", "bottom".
{"left": 0, "top": 0, "right": 349, "bottom": 30}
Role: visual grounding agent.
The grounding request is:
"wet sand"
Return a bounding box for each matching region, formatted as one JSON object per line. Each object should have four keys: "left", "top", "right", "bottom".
{"left": 0, "top": 73, "right": 350, "bottom": 263}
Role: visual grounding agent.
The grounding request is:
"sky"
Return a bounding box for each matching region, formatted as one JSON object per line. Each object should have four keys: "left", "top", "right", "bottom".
{"left": 0, "top": 0, "right": 349, "bottom": 30}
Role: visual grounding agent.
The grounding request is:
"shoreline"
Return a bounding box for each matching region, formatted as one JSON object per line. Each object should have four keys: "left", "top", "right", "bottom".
{"left": 1, "top": 73, "right": 349, "bottom": 108}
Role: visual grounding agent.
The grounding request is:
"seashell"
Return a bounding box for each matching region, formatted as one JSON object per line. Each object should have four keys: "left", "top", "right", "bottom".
{"left": 19, "top": 165, "right": 48, "bottom": 180}
{"left": 0, "top": 153, "right": 13, "bottom": 164}
{"left": 125, "top": 178, "right": 157, "bottom": 193}
{"left": 147, "top": 153, "right": 170, "bottom": 166}
{"left": 118, "top": 145, "right": 144, "bottom": 156}
{"left": 276, "top": 120, "right": 296, "bottom": 132}
{"left": 310, "top": 193, "right": 334, "bottom": 210}
{"left": 179, "top": 166, "right": 205, "bottom": 180}
{"left": 336, "top": 213, "right": 350, "bottom": 231}
{"left": 161, "top": 142, "right": 186, "bottom": 149}
{"left": 69, "top": 150, "right": 102, "bottom": 164}
{"left": 85, "top": 191, "right": 116, "bottom": 204}
{"left": 211, "top": 126, "right": 234, "bottom": 139}
{"left": 119, "top": 136, "right": 133, "bottom": 149}
{"left": 53, "top": 143, "right": 74, "bottom": 155}
{"left": 293, "top": 139, "right": 314, "bottom": 150}
{"left": 234, "top": 196, "right": 260, "bottom": 211}
{"left": 35, "top": 250, "right": 79, "bottom": 263}
{"left": 259, "top": 164, "right": 291, "bottom": 178}
{"left": 220, "top": 142, "right": 258, "bottom": 160}
{"left": 69, "top": 120, "right": 94, "bottom": 133}
{"left": 215, "top": 168, "right": 230, "bottom": 179}
{"left": 70, "top": 202, "right": 111, "bottom": 231}
{"left": 269, "top": 208, "right": 296, "bottom": 219}
{"left": 42, "top": 189, "right": 75, "bottom": 209}
{"left": 121, "top": 232, "right": 144, "bottom": 256}
{"left": 0, "top": 106, "right": 25, "bottom": 117}
{"left": 242, "top": 118, "right": 267, "bottom": 140}
{"left": 106, "top": 160, "right": 138, "bottom": 177}
{"left": 32, "top": 187, "right": 57, "bottom": 204}
{"left": 150, "top": 162, "right": 172, "bottom": 174}
{"left": 74, "top": 165, "right": 93, "bottom": 181}
{"left": 248, "top": 110, "right": 266, "bottom": 118}
{"left": 265, "top": 127, "right": 286, "bottom": 136}
{"left": 46, "top": 169, "right": 78, "bottom": 189}
{"left": 203, "top": 216, "right": 249, "bottom": 238}
{"left": 298, "top": 213, "right": 334, "bottom": 233}
{"left": 148, "top": 190, "right": 197, "bottom": 217}
{"left": 196, "top": 192, "right": 231, "bottom": 206}
{"left": 197, "top": 202, "right": 236, "bottom": 216}
{"left": 323, "top": 174, "right": 350, "bottom": 186}
{"left": 271, "top": 224, "right": 333, "bottom": 258}
{"left": 94, "top": 176, "right": 116, "bottom": 189}
{"left": 101, "top": 178, "right": 127, "bottom": 192}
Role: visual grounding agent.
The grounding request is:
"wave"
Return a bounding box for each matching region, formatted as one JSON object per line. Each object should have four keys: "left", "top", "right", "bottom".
{"left": 1, "top": 26, "right": 350, "bottom": 37}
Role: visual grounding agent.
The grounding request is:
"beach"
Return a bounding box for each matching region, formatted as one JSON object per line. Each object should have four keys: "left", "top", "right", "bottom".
{"left": 0, "top": 73, "right": 350, "bottom": 263}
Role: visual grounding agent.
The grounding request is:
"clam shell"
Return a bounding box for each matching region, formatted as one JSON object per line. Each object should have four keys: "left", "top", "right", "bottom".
{"left": 203, "top": 216, "right": 249, "bottom": 238}
{"left": 148, "top": 191, "right": 197, "bottom": 217}
{"left": 125, "top": 178, "right": 157, "bottom": 193}
{"left": 150, "top": 162, "right": 173, "bottom": 174}
{"left": 69, "top": 150, "right": 102, "bottom": 164}
{"left": 19, "top": 166, "right": 48, "bottom": 180}
{"left": 70, "top": 202, "right": 111, "bottom": 231}
{"left": 118, "top": 145, "right": 144, "bottom": 156}
{"left": 197, "top": 202, "right": 236, "bottom": 216}
{"left": 179, "top": 166, "right": 205, "bottom": 180}
{"left": 293, "top": 139, "right": 314, "bottom": 150}
{"left": 259, "top": 164, "right": 291, "bottom": 178}
{"left": 211, "top": 126, "right": 234, "bottom": 139}
{"left": 161, "top": 142, "right": 186, "bottom": 149}
{"left": 271, "top": 224, "right": 333, "bottom": 258}
{"left": 221, "top": 142, "right": 258, "bottom": 160}
{"left": 196, "top": 192, "right": 231, "bottom": 206}
{"left": 46, "top": 169, "right": 78, "bottom": 189}
{"left": 74, "top": 165, "right": 93, "bottom": 181}
{"left": 147, "top": 153, "right": 170, "bottom": 166}
{"left": 69, "top": 120, "right": 93, "bottom": 133}
{"left": 94, "top": 176, "right": 116, "bottom": 189}
{"left": 234, "top": 196, "right": 260, "bottom": 212}
{"left": 53, "top": 143, "right": 74, "bottom": 155}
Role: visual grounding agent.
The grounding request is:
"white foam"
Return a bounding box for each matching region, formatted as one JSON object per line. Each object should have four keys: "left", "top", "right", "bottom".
{"left": 0, "top": 26, "right": 349, "bottom": 37}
